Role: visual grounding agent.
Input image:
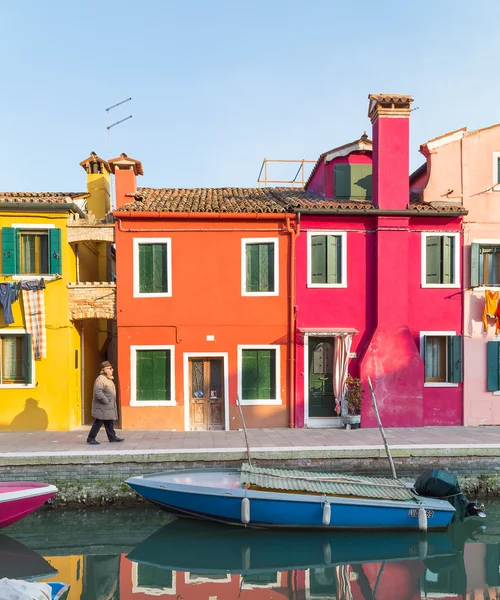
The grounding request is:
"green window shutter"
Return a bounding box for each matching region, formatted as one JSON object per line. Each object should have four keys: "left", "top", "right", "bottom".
{"left": 334, "top": 164, "right": 350, "bottom": 199}
{"left": 136, "top": 350, "right": 170, "bottom": 401}
{"left": 311, "top": 235, "right": 326, "bottom": 284}
{"left": 497, "top": 157, "right": 500, "bottom": 185}
{"left": 49, "top": 229, "right": 62, "bottom": 276}
{"left": 350, "top": 164, "right": 372, "bottom": 199}
{"left": 442, "top": 235, "right": 454, "bottom": 284}
{"left": 246, "top": 243, "right": 274, "bottom": 292}
{"left": 139, "top": 244, "right": 168, "bottom": 294}
{"left": 487, "top": 342, "right": 500, "bottom": 392}
{"left": 2, "top": 228, "right": 18, "bottom": 275}
{"left": 23, "top": 334, "right": 32, "bottom": 384}
{"left": 426, "top": 236, "right": 441, "bottom": 284}
{"left": 242, "top": 349, "right": 276, "bottom": 400}
{"left": 470, "top": 243, "right": 480, "bottom": 287}
{"left": 327, "top": 235, "right": 341, "bottom": 284}
{"left": 448, "top": 336, "right": 462, "bottom": 383}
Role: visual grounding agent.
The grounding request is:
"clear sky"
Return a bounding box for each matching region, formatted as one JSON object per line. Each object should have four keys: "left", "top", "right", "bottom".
{"left": 1, "top": 0, "right": 499, "bottom": 193}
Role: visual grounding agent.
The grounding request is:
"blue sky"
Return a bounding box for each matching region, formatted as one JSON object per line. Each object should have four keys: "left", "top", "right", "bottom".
{"left": 1, "top": 1, "right": 499, "bottom": 192}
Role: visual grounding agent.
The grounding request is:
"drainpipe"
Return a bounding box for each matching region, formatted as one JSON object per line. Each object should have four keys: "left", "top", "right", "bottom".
{"left": 285, "top": 214, "right": 300, "bottom": 428}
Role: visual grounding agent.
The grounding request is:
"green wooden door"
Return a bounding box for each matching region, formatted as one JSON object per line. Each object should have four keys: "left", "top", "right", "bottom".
{"left": 308, "top": 338, "right": 336, "bottom": 418}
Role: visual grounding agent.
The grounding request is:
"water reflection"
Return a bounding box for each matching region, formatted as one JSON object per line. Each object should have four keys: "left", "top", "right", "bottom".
{"left": 2, "top": 505, "right": 500, "bottom": 599}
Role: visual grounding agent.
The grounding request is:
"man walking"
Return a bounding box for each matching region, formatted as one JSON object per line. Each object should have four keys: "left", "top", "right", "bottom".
{"left": 87, "top": 361, "right": 124, "bottom": 445}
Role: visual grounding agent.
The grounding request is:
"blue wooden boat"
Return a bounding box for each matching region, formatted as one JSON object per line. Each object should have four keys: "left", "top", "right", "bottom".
{"left": 47, "top": 582, "right": 70, "bottom": 600}
{"left": 126, "top": 463, "right": 456, "bottom": 531}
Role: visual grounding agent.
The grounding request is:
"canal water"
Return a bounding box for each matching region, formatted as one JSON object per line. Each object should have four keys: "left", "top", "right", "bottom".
{"left": 3, "top": 500, "right": 500, "bottom": 599}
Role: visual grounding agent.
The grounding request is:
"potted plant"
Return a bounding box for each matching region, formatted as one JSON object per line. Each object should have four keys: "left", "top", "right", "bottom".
{"left": 340, "top": 375, "right": 363, "bottom": 429}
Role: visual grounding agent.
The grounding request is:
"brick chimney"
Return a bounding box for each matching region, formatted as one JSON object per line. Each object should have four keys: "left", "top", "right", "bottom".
{"left": 367, "top": 94, "right": 413, "bottom": 209}
{"left": 108, "top": 153, "right": 144, "bottom": 209}
{"left": 79, "top": 152, "right": 111, "bottom": 219}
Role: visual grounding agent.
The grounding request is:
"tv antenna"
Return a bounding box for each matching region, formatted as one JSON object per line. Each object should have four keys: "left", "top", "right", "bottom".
{"left": 106, "top": 97, "right": 132, "bottom": 158}
{"left": 106, "top": 97, "right": 132, "bottom": 208}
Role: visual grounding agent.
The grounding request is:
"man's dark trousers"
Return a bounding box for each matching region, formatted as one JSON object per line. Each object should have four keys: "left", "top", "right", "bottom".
{"left": 87, "top": 419, "right": 117, "bottom": 442}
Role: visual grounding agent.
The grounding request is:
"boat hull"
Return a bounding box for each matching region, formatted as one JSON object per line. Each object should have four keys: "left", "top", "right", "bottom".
{"left": 126, "top": 469, "right": 455, "bottom": 531}
{"left": 0, "top": 482, "right": 57, "bottom": 529}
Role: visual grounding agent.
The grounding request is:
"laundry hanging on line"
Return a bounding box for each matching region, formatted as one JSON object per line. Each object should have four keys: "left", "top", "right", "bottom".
{"left": 482, "top": 290, "right": 500, "bottom": 334}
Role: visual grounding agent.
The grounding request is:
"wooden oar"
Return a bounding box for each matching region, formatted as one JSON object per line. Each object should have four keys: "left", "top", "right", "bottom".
{"left": 367, "top": 376, "right": 397, "bottom": 479}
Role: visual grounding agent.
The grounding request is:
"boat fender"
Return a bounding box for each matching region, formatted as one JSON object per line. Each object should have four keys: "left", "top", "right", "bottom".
{"left": 241, "top": 497, "right": 250, "bottom": 524}
{"left": 419, "top": 537, "right": 428, "bottom": 559}
{"left": 323, "top": 541, "right": 332, "bottom": 564}
{"left": 418, "top": 506, "right": 428, "bottom": 533}
{"left": 242, "top": 544, "right": 251, "bottom": 570}
{"left": 322, "top": 502, "right": 331, "bottom": 526}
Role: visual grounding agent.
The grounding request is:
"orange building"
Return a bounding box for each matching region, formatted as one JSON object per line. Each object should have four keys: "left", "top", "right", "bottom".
{"left": 111, "top": 154, "right": 299, "bottom": 430}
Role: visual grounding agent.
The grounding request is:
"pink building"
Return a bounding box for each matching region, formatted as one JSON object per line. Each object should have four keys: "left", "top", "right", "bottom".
{"left": 292, "top": 94, "right": 467, "bottom": 428}
{"left": 411, "top": 124, "right": 500, "bottom": 425}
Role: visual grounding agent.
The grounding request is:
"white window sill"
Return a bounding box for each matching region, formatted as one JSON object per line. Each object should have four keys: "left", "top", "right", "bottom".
{"left": 492, "top": 184, "right": 500, "bottom": 192}
{"left": 307, "top": 282, "right": 347, "bottom": 289}
{"left": 239, "top": 399, "right": 283, "bottom": 406}
{"left": 12, "top": 275, "right": 56, "bottom": 281}
{"left": 133, "top": 292, "right": 172, "bottom": 298}
{"left": 471, "top": 285, "right": 500, "bottom": 292}
{"left": 421, "top": 283, "right": 460, "bottom": 289}
{"left": 424, "top": 382, "right": 459, "bottom": 388}
{"left": 493, "top": 391, "right": 500, "bottom": 396}
{"left": 130, "top": 400, "right": 176, "bottom": 407}
{"left": 0, "top": 383, "right": 35, "bottom": 389}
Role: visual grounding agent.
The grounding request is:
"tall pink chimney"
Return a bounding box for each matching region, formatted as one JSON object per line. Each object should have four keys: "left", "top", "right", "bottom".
{"left": 368, "top": 94, "right": 413, "bottom": 210}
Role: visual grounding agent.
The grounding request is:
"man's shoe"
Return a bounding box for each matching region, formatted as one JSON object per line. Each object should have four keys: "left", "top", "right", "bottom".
{"left": 87, "top": 439, "right": 100, "bottom": 445}
{"left": 110, "top": 437, "right": 124, "bottom": 443}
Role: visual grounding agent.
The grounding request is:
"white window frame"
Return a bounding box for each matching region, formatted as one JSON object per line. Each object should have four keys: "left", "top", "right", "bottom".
{"left": 241, "top": 238, "right": 279, "bottom": 297}
{"left": 0, "top": 328, "right": 35, "bottom": 388}
{"left": 130, "top": 344, "right": 176, "bottom": 406}
{"left": 420, "top": 330, "right": 459, "bottom": 388}
{"left": 492, "top": 152, "right": 500, "bottom": 191}
{"left": 133, "top": 237, "right": 172, "bottom": 298}
{"left": 421, "top": 232, "right": 460, "bottom": 289}
{"left": 131, "top": 562, "right": 177, "bottom": 595}
{"left": 10, "top": 223, "right": 58, "bottom": 281}
{"left": 184, "top": 572, "right": 231, "bottom": 584}
{"left": 472, "top": 238, "right": 500, "bottom": 290}
{"left": 306, "top": 230, "right": 347, "bottom": 288}
{"left": 237, "top": 344, "right": 281, "bottom": 405}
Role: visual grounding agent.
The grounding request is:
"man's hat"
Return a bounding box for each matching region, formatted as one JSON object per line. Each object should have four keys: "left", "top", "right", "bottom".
{"left": 101, "top": 361, "right": 113, "bottom": 369}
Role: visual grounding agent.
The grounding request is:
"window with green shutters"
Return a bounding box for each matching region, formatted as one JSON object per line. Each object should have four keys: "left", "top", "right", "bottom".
{"left": 0, "top": 334, "right": 32, "bottom": 385}
{"left": 136, "top": 564, "right": 173, "bottom": 593}
{"left": 334, "top": 164, "right": 372, "bottom": 200}
{"left": 134, "top": 238, "right": 172, "bottom": 297}
{"left": 132, "top": 346, "right": 174, "bottom": 404}
{"left": 308, "top": 231, "right": 346, "bottom": 286}
{"left": 2, "top": 227, "right": 61, "bottom": 276}
{"left": 423, "top": 233, "right": 459, "bottom": 286}
{"left": 421, "top": 334, "right": 462, "bottom": 384}
{"left": 242, "top": 239, "right": 278, "bottom": 295}
{"left": 239, "top": 346, "right": 279, "bottom": 403}
{"left": 470, "top": 243, "right": 500, "bottom": 287}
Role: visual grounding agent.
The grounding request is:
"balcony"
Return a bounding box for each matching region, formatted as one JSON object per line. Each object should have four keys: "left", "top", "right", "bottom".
{"left": 68, "top": 282, "right": 116, "bottom": 320}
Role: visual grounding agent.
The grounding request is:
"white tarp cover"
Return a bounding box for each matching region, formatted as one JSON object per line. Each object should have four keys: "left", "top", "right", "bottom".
{"left": 0, "top": 578, "right": 52, "bottom": 600}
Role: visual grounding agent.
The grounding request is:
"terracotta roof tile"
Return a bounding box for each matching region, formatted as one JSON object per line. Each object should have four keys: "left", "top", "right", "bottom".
{"left": 116, "top": 186, "right": 465, "bottom": 215}
{"left": 0, "top": 192, "right": 87, "bottom": 204}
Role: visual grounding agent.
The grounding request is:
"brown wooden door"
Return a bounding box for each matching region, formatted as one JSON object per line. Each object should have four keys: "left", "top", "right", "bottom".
{"left": 189, "top": 358, "right": 224, "bottom": 431}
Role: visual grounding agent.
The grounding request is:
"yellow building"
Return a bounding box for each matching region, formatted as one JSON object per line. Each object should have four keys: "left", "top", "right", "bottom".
{"left": 0, "top": 153, "right": 116, "bottom": 430}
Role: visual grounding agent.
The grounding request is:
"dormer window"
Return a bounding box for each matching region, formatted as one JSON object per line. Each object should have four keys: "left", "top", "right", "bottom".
{"left": 334, "top": 164, "right": 372, "bottom": 200}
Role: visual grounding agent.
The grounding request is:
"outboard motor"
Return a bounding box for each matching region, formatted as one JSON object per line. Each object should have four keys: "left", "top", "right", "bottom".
{"left": 414, "top": 469, "right": 486, "bottom": 522}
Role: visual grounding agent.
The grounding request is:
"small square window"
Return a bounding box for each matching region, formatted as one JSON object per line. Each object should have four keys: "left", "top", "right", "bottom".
{"left": 131, "top": 345, "right": 175, "bottom": 405}
{"left": 421, "top": 333, "right": 462, "bottom": 385}
{"left": 0, "top": 334, "right": 32, "bottom": 385}
{"left": 238, "top": 345, "right": 281, "bottom": 405}
{"left": 133, "top": 238, "right": 172, "bottom": 297}
{"left": 471, "top": 243, "right": 500, "bottom": 287}
{"left": 241, "top": 238, "right": 278, "bottom": 296}
{"left": 422, "top": 233, "right": 459, "bottom": 287}
{"left": 307, "top": 231, "right": 347, "bottom": 287}
{"left": 2, "top": 227, "right": 61, "bottom": 276}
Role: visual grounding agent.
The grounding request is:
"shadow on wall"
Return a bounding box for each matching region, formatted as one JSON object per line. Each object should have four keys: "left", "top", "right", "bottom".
{"left": 8, "top": 398, "right": 48, "bottom": 431}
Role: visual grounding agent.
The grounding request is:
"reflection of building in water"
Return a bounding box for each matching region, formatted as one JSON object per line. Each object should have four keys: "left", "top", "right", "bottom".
{"left": 41, "top": 556, "right": 83, "bottom": 599}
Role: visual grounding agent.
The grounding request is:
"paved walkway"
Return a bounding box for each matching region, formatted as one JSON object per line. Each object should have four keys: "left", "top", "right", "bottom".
{"left": 0, "top": 426, "right": 499, "bottom": 458}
